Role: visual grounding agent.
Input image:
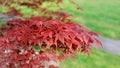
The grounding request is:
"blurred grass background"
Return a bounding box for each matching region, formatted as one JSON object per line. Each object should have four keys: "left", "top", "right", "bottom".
{"left": 61, "top": 0, "right": 120, "bottom": 68}
{"left": 60, "top": 48, "right": 120, "bottom": 68}
{"left": 0, "top": 0, "right": 120, "bottom": 68}
{"left": 63, "top": 0, "right": 120, "bottom": 39}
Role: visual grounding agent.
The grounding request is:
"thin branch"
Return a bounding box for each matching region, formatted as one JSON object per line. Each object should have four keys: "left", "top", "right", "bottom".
{"left": 3, "top": 0, "right": 8, "bottom": 6}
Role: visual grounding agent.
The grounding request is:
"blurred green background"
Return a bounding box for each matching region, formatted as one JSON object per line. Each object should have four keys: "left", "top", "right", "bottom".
{"left": 61, "top": 0, "right": 120, "bottom": 68}
{"left": 0, "top": 0, "right": 120, "bottom": 68}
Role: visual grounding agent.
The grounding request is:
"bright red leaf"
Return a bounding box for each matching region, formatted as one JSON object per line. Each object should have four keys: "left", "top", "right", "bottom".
{"left": 0, "top": 16, "right": 101, "bottom": 68}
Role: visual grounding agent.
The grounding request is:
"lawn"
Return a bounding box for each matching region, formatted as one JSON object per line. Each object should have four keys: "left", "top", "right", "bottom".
{"left": 60, "top": 48, "right": 120, "bottom": 68}
{"left": 0, "top": 0, "right": 120, "bottom": 68}
{"left": 60, "top": 0, "right": 120, "bottom": 68}
{"left": 63, "top": 0, "right": 120, "bottom": 40}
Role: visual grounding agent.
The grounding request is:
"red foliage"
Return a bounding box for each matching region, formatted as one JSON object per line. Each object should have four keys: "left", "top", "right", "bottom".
{"left": 20, "top": 2, "right": 39, "bottom": 8}
{"left": 1, "top": 0, "right": 82, "bottom": 17}
{"left": 5, "top": 7, "right": 23, "bottom": 16}
{"left": 0, "top": 17, "right": 101, "bottom": 68}
{"left": 19, "top": 0, "right": 63, "bottom": 7}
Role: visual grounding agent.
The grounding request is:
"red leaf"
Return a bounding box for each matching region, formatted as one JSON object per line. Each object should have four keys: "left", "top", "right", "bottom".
{"left": 0, "top": 16, "right": 101, "bottom": 67}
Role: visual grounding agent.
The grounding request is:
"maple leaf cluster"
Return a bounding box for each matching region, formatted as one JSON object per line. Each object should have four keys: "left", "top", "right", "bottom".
{"left": 0, "top": 0, "right": 82, "bottom": 18}
{"left": 0, "top": 0, "right": 63, "bottom": 17}
{"left": 0, "top": 16, "right": 101, "bottom": 68}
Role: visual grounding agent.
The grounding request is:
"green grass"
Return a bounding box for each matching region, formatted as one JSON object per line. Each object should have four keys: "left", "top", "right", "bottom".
{"left": 60, "top": 0, "right": 120, "bottom": 68}
{"left": 60, "top": 48, "right": 120, "bottom": 68}
{"left": 63, "top": 0, "right": 120, "bottom": 39}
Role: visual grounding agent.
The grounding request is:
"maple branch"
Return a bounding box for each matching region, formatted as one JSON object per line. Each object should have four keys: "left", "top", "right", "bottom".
{"left": 3, "top": 0, "right": 8, "bottom": 6}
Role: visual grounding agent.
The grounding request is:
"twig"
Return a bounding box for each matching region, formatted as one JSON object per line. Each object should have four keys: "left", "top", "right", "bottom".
{"left": 3, "top": 0, "right": 8, "bottom": 6}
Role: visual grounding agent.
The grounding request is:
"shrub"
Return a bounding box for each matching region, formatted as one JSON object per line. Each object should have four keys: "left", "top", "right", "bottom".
{"left": 0, "top": 0, "right": 101, "bottom": 68}
{"left": 0, "top": 16, "right": 101, "bottom": 68}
